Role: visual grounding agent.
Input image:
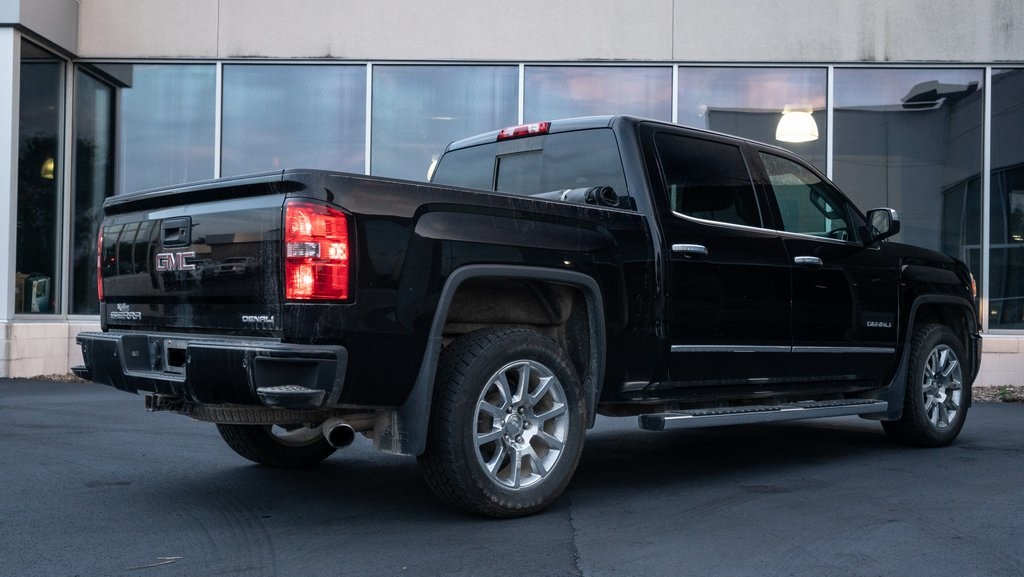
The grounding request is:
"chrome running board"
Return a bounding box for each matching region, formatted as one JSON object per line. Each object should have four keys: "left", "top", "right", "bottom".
{"left": 638, "top": 399, "right": 889, "bottom": 431}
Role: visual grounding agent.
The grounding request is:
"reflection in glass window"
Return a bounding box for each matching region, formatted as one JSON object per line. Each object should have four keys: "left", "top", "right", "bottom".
{"left": 989, "top": 69, "right": 1024, "bottom": 329}
{"left": 372, "top": 65, "right": 517, "bottom": 181}
{"left": 525, "top": 66, "right": 672, "bottom": 123}
{"left": 71, "top": 69, "right": 116, "bottom": 314}
{"left": 761, "top": 153, "right": 855, "bottom": 241}
{"left": 494, "top": 129, "right": 628, "bottom": 197}
{"left": 119, "top": 65, "right": 215, "bottom": 193}
{"left": 16, "top": 41, "right": 63, "bottom": 314}
{"left": 223, "top": 65, "right": 366, "bottom": 177}
{"left": 432, "top": 128, "right": 628, "bottom": 200}
{"left": 677, "top": 67, "right": 827, "bottom": 170}
{"left": 833, "top": 68, "right": 984, "bottom": 270}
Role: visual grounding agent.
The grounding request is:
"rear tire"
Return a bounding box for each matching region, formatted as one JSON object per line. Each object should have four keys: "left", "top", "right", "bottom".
{"left": 418, "top": 328, "right": 586, "bottom": 518}
{"left": 216, "top": 423, "right": 336, "bottom": 468}
{"left": 882, "top": 323, "right": 970, "bottom": 447}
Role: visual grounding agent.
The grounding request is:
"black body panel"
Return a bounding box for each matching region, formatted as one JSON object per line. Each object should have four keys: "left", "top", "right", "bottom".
{"left": 77, "top": 116, "right": 982, "bottom": 452}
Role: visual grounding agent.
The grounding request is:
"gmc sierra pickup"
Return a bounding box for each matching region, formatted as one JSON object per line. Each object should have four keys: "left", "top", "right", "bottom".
{"left": 75, "top": 116, "right": 981, "bottom": 517}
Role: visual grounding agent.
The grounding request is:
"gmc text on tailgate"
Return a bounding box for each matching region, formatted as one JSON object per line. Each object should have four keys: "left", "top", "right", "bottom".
{"left": 75, "top": 116, "right": 981, "bottom": 517}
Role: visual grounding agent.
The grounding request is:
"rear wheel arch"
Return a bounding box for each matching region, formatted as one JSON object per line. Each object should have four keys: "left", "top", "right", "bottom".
{"left": 383, "top": 265, "right": 607, "bottom": 456}
{"left": 417, "top": 327, "right": 587, "bottom": 516}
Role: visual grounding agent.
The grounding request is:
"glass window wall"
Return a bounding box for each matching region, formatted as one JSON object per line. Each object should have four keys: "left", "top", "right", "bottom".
{"left": 524, "top": 66, "right": 672, "bottom": 123}
{"left": 57, "top": 60, "right": 1022, "bottom": 337}
{"left": 71, "top": 69, "right": 116, "bottom": 315}
{"left": 371, "top": 65, "right": 517, "bottom": 182}
{"left": 118, "top": 64, "right": 216, "bottom": 193}
{"left": 988, "top": 69, "right": 1024, "bottom": 329}
{"left": 222, "top": 65, "right": 366, "bottom": 177}
{"left": 833, "top": 68, "right": 984, "bottom": 278}
{"left": 16, "top": 41, "right": 64, "bottom": 314}
{"left": 677, "top": 67, "right": 827, "bottom": 170}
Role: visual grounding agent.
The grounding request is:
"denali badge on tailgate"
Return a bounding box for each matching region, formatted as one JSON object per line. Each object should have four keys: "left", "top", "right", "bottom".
{"left": 241, "top": 315, "right": 276, "bottom": 330}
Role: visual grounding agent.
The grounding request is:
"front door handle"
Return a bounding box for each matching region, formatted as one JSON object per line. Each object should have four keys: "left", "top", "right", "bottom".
{"left": 794, "top": 256, "right": 823, "bottom": 267}
{"left": 672, "top": 244, "right": 708, "bottom": 257}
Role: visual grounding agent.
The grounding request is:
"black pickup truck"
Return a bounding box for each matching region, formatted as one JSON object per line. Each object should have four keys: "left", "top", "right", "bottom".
{"left": 75, "top": 116, "right": 981, "bottom": 517}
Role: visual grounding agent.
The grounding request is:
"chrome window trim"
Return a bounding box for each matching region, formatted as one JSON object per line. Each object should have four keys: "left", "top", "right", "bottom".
{"left": 671, "top": 345, "right": 790, "bottom": 353}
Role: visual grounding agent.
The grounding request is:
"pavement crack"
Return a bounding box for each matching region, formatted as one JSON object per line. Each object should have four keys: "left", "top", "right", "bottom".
{"left": 567, "top": 492, "right": 585, "bottom": 577}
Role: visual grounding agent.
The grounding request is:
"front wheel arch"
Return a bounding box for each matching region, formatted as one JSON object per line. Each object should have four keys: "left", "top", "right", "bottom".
{"left": 872, "top": 297, "right": 979, "bottom": 421}
{"left": 882, "top": 322, "right": 970, "bottom": 447}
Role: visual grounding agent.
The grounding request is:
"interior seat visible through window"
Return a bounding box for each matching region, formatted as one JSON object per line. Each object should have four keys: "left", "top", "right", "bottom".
{"left": 655, "top": 132, "right": 761, "bottom": 228}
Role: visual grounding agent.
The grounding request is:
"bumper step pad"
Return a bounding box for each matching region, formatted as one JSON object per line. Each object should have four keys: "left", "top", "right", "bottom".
{"left": 256, "top": 385, "right": 327, "bottom": 409}
{"left": 638, "top": 399, "right": 889, "bottom": 431}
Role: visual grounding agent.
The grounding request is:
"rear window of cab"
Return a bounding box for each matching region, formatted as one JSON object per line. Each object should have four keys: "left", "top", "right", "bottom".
{"left": 431, "top": 128, "right": 629, "bottom": 201}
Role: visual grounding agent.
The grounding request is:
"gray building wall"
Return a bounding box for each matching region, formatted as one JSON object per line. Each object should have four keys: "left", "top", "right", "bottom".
{"left": 77, "top": 0, "right": 1024, "bottom": 63}
{"left": 0, "top": 0, "right": 77, "bottom": 54}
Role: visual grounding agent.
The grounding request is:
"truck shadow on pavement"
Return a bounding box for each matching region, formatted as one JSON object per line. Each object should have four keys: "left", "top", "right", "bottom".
{"left": 168, "top": 416, "right": 902, "bottom": 522}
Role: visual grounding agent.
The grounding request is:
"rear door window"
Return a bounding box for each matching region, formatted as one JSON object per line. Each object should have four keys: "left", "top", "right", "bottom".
{"left": 654, "top": 132, "right": 762, "bottom": 228}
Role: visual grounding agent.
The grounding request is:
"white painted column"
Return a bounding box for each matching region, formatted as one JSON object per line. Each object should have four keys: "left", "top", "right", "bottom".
{"left": 0, "top": 28, "right": 19, "bottom": 323}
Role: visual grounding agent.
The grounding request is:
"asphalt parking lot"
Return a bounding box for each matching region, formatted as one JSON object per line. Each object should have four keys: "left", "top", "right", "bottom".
{"left": 1, "top": 379, "right": 1022, "bottom": 577}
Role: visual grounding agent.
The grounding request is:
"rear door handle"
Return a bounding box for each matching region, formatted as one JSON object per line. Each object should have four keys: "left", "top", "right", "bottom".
{"left": 794, "top": 256, "right": 823, "bottom": 267}
{"left": 672, "top": 244, "right": 708, "bottom": 257}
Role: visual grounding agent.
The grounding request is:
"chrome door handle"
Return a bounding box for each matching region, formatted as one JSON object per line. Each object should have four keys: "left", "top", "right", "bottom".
{"left": 672, "top": 244, "right": 708, "bottom": 256}
{"left": 794, "top": 256, "right": 823, "bottom": 267}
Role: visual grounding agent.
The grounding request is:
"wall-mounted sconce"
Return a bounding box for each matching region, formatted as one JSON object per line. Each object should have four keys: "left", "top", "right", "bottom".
{"left": 40, "top": 156, "right": 55, "bottom": 180}
{"left": 776, "top": 106, "right": 819, "bottom": 143}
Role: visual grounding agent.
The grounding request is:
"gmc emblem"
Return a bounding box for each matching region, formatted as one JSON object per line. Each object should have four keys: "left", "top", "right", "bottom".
{"left": 155, "top": 251, "right": 196, "bottom": 271}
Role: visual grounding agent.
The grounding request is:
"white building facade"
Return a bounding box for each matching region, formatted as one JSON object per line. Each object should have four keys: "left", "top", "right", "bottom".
{"left": 2, "top": 0, "right": 1024, "bottom": 385}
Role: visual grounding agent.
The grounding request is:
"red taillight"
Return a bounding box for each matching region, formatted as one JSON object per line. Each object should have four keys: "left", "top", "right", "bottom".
{"left": 497, "top": 121, "right": 551, "bottom": 141}
{"left": 284, "top": 200, "right": 350, "bottom": 300}
{"left": 96, "top": 229, "right": 104, "bottom": 302}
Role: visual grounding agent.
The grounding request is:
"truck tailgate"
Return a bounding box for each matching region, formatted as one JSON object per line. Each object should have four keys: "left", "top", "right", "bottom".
{"left": 100, "top": 179, "right": 289, "bottom": 335}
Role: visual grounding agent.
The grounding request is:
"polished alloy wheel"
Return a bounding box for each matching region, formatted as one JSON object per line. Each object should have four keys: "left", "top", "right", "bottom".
{"left": 920, "top": 344, "right": 963, "bottom": 430}
{"left": 473, "top": 359, "right": 569, "bottom": 490}
{"left": 419, "top": 328, "right": 586, "bottom": 517}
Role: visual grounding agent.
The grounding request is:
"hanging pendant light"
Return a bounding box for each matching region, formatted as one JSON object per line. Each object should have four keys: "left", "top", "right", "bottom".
{"left": 776, "top": 106, "right": 819, "bottom": 143}
{"left": 40, "top": 156, "right": 55, "bottom": 179}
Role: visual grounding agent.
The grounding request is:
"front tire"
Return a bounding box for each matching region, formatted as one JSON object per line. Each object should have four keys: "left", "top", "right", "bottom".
{"left": 418, "top": 328, "right": 587, "bottom": 518}
{"left": 216, "top": 423, "right": 336, "bottom": 468}
{"left": 882, "top": 323, "right": 970, "bottom": 447}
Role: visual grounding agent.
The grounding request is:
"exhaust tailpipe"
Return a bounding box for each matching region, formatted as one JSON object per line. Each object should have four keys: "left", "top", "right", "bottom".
{"left": 320, "top": 415, "right": 375, "bottom": 449}
{"left": 322, "top": 418, "right": 356, "bottom": 448}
